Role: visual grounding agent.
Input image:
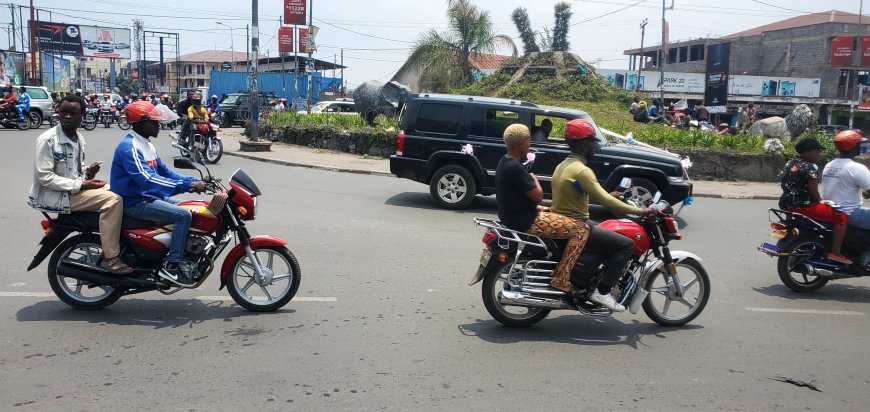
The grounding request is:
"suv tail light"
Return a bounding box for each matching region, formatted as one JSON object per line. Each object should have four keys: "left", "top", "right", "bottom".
{"left": 396, "top": 130, "right": 405, "bottom": 155}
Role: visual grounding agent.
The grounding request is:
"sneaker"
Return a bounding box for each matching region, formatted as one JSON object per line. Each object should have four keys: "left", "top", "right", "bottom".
{"left": 589, "top": 289, "right": 626, "bottom": 312}
{"left": 158, "top": 262, "right": 196, "bottom": 287}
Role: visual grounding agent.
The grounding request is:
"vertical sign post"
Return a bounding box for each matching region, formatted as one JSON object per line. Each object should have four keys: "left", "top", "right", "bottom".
{"left": 250, "top": 0, "right": 259, "bottom": 142}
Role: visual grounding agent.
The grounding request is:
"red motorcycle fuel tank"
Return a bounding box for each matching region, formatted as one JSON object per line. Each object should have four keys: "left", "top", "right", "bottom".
{"left": 177, "top": 200, "right": 222, "bottom": 234}
{"left": 598, "top": 218, "right": 649, "bottom": 256}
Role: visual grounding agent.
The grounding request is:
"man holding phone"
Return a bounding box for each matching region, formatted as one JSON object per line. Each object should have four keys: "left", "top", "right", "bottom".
{"left": 27, "top": 95, "right": 133, "bottom": 274}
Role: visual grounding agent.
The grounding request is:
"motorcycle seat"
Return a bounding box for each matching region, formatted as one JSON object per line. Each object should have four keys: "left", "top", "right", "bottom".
{"left": 52, "top": 212, "right": 153, "bottom": 231}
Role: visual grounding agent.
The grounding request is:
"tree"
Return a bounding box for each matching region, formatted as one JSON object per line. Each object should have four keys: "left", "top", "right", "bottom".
{"left": 407, "top": 0, "right": 516, "bottom": 92}
{"left": 511, "top": 8, "right": 539, "bottom": 54}
{"left": 114, "top": 76, "right": 138, "bottom": 95}
{"left": 551, "top": 2, "right": 572, "bottom": 52}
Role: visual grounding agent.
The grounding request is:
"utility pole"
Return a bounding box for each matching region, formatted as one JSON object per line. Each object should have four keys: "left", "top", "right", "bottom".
{"left": 637, "top": 18, "right": 647, "bottom": 93}
{"left": 246, "top": 24, "right": 250, "bottom": 74}
{"left": 216, "top": 22, "right": 234, "bottom": 68}
{"left": 861, "top": 0, "right": 864, "bottom": 25}
{"left": 250, "top": 0, "right": 259, "bottom": 142}
{"left": 29, "top": 0, "right": 36, "bottom": 85}
{"left": 9, "top": 5, "right": 16, "bottom": 51}
{"left": 306, "top": 0, "right": 314, "bottom": 113}
{"left": 659, "top": 0, "right": 667, "bottom": 103}
{"left": 340, "top": 48, "right": 344, "bottom": 98}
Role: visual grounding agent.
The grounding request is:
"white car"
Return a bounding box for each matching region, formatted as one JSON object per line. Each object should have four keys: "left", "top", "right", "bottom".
{"left": 299, "top": 100, "right": 356, "bottom": 114}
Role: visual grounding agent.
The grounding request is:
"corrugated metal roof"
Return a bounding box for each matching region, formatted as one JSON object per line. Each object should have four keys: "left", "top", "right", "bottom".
{"left": 177, "top": 50, "right": 261, "bottom": 62}
{"left": 724, "top": 10, "right": 869, "bottom": 38}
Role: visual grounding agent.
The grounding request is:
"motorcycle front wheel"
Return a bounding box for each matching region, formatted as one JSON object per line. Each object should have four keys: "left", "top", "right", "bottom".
{"left": 82, "top": 117, "right": 97, "bottom": 131}
{"left": 49, "top": 115, "right": 59, "bottom": 127}
{"left": 204, "top": 138, "right": 223, "bottom": 164}
{"left": 117, "top": 115, "right": 131, "bottom": 130}
{"left": 47, "top": 234, "right": 121, "bottom": 310}
{"left": 227, "top": 246, "right": 300, "bottom": 312}
{"left": 642, "top": 258, "right": 710, "bottom": 326}
{"left": 482, "top": 260, "right": 550, "bottom": 327}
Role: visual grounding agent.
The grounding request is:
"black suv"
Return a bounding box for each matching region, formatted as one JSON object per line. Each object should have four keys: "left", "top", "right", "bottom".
{"left": 390, "top": 94, "right": 693, "bottom": 209}
{"left": 217, "top": 91, "right": 278, "bottom": 127}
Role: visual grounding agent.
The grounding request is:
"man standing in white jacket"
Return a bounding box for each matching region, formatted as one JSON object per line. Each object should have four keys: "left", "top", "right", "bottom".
{"left": 27, "top": 95, "right": 132, "bottom": 274}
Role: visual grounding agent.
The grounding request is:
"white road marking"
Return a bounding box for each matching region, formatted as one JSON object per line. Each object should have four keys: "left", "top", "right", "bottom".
{"left": 8, "top": 282, "right": 26, "bottom": 287}
{"left": 0, "top": 292, "right": 54, "bottom": 297}
{"left": 196, "top": 296, "right": 337, "bottom": 302}
{"left": 746, "top": 307, "right": 864, "bottom": 316}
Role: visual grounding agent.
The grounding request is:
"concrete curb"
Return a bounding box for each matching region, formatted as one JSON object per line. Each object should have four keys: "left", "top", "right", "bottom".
{"left": 226, "top": 151, "right": 781, "bottom": 201}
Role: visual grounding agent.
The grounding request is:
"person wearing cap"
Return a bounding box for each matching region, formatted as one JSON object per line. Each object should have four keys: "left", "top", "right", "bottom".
{"left": 15, "top": 86, "right": 30, "bottom": 121}
{"left": 175, "top": 89, "right": 197, "bottom": 144}
{"left": 109, "top": 100, "right": 205, "bottom": 287}
{"left": 550, "top": 118, "right": 655, "bottom": 312}
{"left": 0, "top": 83, "right": 17, "bottom": 113}
{"left": 779, "top": 137, "right": 851, "bottom": 264}
{"left": 495, "top": 124, "right": 590, "bottom": 295}
{"left": 206, "top": 95, "right": 219, "bottom": 113}
{"left": 822, "top": 131, "right": 870, "bottom": 232}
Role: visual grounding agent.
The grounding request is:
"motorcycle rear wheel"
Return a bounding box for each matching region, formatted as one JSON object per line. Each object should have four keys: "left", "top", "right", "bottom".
{"left": 482, "top": 260, "right": 550, "bottom": 327}
{"left": 47, "top": 234, "right": 122, "bottom": 310}
{"left": 642, "top": 258, "right": 710, "bottom": 326}
{"left": 227, "top": 246, "right": 300, "bottom": 312}
{"left": 777, "top": 238, "right": 829, "bottom": 292}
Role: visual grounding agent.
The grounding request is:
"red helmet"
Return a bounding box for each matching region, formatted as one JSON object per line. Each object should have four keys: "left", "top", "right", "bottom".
{"left": 125, "top": 101, "right": 169, "bottom": 123}
{"left": 833, "top": 130, "right": 867, "bottom": 151}
{"left": 564, "top": 118, "right": 597, "bottom": 140}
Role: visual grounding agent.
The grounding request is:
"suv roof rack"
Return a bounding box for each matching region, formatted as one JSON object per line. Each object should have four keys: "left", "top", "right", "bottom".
{"left": 415, "top": 93, "right": 539, "bottom": 108}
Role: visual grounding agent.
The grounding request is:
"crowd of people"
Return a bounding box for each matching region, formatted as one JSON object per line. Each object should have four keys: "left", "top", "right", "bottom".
{"left": 630, "top": 96, "right": 760, "bottom": 135}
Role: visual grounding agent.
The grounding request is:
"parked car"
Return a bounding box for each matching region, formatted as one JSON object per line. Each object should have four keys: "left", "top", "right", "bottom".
{"left": 216, "top": 91, "right": 278, "bottom": 127}
{"left": 389, "top": 93, "right": 693, "bottom": 209}
{"left": 300, "top": 99, "right": 356, "bottom": 114}
{"left": 22, "top": 86, "right": 53, "bottom": 126}
{"left": 817, "top": 124, "right": 849, "bottom": 138}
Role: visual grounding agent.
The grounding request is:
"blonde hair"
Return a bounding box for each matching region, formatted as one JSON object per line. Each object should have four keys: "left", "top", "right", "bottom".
{"left": 503, "top": 123, "right": 530, "bottom": 149}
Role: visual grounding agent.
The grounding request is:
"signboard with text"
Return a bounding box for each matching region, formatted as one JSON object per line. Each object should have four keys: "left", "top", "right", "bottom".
{"left": 831, "top": 36, "right": 854, "bottom": 67}
{"left": 704, "top": 42, "right": 731, "bottom": 106}
{"left": 298, "top": 27, "right": 308, "bottom": 54}
{"left": 278, "top": 27, "right": 294, "bottom": 53}
{"left": 0, "top": 50, "right": 25, "bottom": 85}
{"left": 284, "top": 0, "right": 307, "bottom": 25}
{"left": 41, "top": 53, "right": 71, "bottom": 91}
{"left": 860, "top": 36, "right": 870, "bottom": 67}
{"left": 600, "top": 69, "right": 820, "bottom": 98}
{"left": 35, "top": 21, "right": 131, "bottom": 59}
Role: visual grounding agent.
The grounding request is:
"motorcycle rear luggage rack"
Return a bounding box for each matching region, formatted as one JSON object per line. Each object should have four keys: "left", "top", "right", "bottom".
{"left": 473, "top": 218, "right": 548, "bottom": 250}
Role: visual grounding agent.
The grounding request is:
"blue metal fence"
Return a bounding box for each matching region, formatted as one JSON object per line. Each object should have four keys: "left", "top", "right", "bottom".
{"left": 208, "top": 71, "right": 323, "bottom": 104}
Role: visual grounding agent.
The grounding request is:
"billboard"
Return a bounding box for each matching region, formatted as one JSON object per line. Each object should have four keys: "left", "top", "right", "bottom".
{"left": 42, "top": 53, "right": 71, "bottom": 92}
{"left": 704, "top": 42, "right": 731, "bottom": 106}
{"left": 0, "top": 50, "right": 26, "bottom": 85}
{"left": 831, "top": 36, "right": 854, "bottom": 67}
{"left": 599, "top": 69, "right": 821, "bottom": 98}
{"left": 860, "top": 36, "right": 870, "bottom": 67}
{"left": 284, "top": 0, "right": 307, "bottom": 25}
{"left": 599, "top": 69, "right": 704, "bottom": 94}
{"left": 298, "top": 27, "right": 308, "bottom": 54}
{"left": 278, "top": 27, "right": 294, "bottom": 53}
{"left": 35, "top": 21, "right": 131, "bottom": 59}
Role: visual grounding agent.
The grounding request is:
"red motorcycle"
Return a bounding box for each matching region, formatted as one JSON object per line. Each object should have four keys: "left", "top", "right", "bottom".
{"left": 27, "top": 158, "right": 300, "bottom": 311}
{"left": 471, "top": 183, "right": 710, "bottom": 327}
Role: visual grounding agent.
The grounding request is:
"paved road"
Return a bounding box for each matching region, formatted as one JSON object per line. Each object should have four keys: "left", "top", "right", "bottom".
{"left": 1, "top": 125, "right": 869, "bottom": 411}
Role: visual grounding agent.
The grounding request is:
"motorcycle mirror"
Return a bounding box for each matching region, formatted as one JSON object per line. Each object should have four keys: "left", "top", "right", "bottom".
{"left": 173, "top": 157, "right": 197, "bottom": 170}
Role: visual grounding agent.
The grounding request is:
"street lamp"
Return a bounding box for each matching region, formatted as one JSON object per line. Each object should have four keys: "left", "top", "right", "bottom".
{"left": 215, "top": 21, "right": 234, "bottom": 68}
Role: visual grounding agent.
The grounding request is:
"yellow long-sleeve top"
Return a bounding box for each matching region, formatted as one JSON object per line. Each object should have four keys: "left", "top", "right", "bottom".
{"left": 550, "top": 153, "right": 643, "bottom": 221}
{"left": 187, "top": 105, "right": 209, "bottom": 124}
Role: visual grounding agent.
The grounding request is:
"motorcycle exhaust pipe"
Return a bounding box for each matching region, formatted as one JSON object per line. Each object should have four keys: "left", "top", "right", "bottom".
{"left": 497, "top": 290, "right": 570, "bottom": 310}
{"left": 57, "top": 261, "right": 158, "bottom": 289}
{"left": 628, "top": 289, "right": 649, "bottom": 314}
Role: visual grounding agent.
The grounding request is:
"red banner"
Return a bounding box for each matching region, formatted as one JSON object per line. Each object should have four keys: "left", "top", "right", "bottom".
{"left": 278, "top": 27, "right": 294, "bottom": 53}
{"left": 831, "top": 36, "right": 854, "bottom": 67}
{"left": 298, "top": 27, "right": 308, "bottom": 54}
{"left": 284, "top": 0, "right": 307, "bottom": 25}
{"left": 860, "top": 36, "right": 870, "bottom": 67}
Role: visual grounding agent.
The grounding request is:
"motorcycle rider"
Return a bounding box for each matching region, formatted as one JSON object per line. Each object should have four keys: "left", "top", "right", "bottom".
{"left": 0, "top": 84, "right": 17, "bottom": 113}
{"left": 175, "top": 89, "right": 197, "bottom": 145}
{"left": 109, "top": 101, "right": 206, "bottom": 287}
{"left": 206, "top": 95, "right": 219, "bottom": 113}
{"left": 550, "top": 118, "right": 655, "bottom": 312}
{"left": 28, "top": 95, "right": 133, "bottom": 274}
{"left": 821, "top": 130, "right": 870, "bottom": 232}
{"left": 15, "top": 86, "right": 30, "bottom": 122}
{"left": 495, "top": 124, "right": 590, "bottom": 295}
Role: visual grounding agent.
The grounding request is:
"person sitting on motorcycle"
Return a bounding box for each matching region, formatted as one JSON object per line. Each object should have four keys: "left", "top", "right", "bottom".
{"left": 495, "top": 124, "right": 590, "bottom": 295}
{"left": 186, "top": 92, "right": 209, "bottom": 140}
{"left": 780, "top": 137, "right": 851, "bottom": 264}
{"left": 550, "top": 118, "right": 655, "bottom": 312}
{"left": 206, "top": 95, "right": 219, "bottom": 113}
{"left": 28, "top": 95, "right": 133, "bottom": 274}
{"left": 109, "top": 101, "right": 206, "bottom": 287}
{"left": 0, "top": 84, "right": 17, "bottom": 113}
{"left": 276, "top": 98, "right": 287, "bottom": 112}
{"left": 176, "top": 89, "right": 196, "bottom": 144}
{"left": 822, "top": 131, "right": 870, "bottom": 233}
{"left": 15, "top": 86, "right": 31, "bottom": 121}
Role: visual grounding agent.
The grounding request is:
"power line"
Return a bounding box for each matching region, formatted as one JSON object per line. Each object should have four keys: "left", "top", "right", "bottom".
{"left": 571, "top": 0, "right": 647, "bottom": 26}
{"left": 313, "top": 17, "right": 415, "bottom": 44}
{"left": 749, "top": 0, "right": 811, "bottom": 14}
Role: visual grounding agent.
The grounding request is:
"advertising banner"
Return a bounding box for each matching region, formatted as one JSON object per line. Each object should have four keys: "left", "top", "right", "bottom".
{"left": 860, "top": 36, "right": 870, "bottom": 67}
{"left": 278, "top": 27, "right": 294, "bottom": 53}
{"left": 858, "top": 85, "right": 870, "bottom": 111}
{"left": 298, "top": 27, "right": 308, "bottom": 54}
{"left": 831, "top": 36, "right": 854, "bottom": 67}
{"left": 34, "top": 21, "right": 131, "bottom": 59}
{"left": 704, "top": 42, "right": 731, "bottom": 106}
{"left": 42, "top": 53, "right": 71, "bottom": 91}
{"left": 0, "top": 50, "right": 25, "bottom": 85}
{"left": 306, "top": 25, "right": 318, "bottom": 53}
{"left": 284, "top": 0, "right": 307, "bottom": 25}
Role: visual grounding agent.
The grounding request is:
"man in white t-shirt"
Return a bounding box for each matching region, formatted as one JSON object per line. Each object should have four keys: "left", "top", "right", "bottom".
{"left": 821, "top": 130, "right": 870, "bottom": 230}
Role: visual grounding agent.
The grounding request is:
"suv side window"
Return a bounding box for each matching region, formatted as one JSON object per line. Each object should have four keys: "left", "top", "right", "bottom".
{"left": 470, "top": 108, "right": 521, "bottom": 139}
{"left": 531, "top": 115, "right": 572, "bottom": 144}
{"left": 29, "top": 88, "right": 48, "bottom": 99}
{"left": 239, "top": 95, "right": 251, "bottom": 105}
{"left": 414, "top": 103, "right": 463, "bottom": 135}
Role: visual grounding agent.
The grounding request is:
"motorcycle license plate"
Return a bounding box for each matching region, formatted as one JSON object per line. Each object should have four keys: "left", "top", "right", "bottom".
{"left": 479, "top": 249, "right": 492, "bottom": 267}
{"left": 770, "top": 230, "right": 787, "bottom": 239}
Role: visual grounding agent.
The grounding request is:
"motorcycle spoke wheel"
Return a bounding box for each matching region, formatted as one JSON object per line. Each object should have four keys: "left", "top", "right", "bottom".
{"left": 642, "top": 258, "right": 710, "bottom": 326}
{"left": 47, "top": 235, "right": 121, "bottom": 309}
{"left": 481, "top": 261, "right": 550, "bottom": 327}
{"left": 228, "top": 247, "right": 300, "bottom": 312}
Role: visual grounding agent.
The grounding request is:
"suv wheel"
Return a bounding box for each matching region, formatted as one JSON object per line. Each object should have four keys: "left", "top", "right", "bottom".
{"left": 624, "top": 177, "right": 659, "bottom": 208}
{"left": 429, "top": 165, "right": 477, "bottom": 210}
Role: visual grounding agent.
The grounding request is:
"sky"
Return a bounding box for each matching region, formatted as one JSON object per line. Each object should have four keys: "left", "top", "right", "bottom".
{"left": 0, "top": 0, "right": 867, "bottom": 89}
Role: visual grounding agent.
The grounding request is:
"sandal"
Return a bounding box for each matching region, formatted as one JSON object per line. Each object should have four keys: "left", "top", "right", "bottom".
{"left": 100, "top": 256, "right": 134, "bottom": 275}
{"left": 826, "top": 253, "right": 853, "bottom": 265}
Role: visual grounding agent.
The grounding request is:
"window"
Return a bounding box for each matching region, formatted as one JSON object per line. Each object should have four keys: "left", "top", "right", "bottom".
{"left": 28, "top": 88, "right": 48, "bottom": 99}
{"left": 690, "top": 45, "right": 705, "bottom": 61}
{"left": 469, "top": 108, "right": 520, "bottom": 139}
{"left": 197, "top": 65, "right": 205, "bottom": 75}
{"left": 414, "top": 103, "right": 463, "bottom": 135}
{"left": 679, "top": 46, "right": 688, "bottom": 63}
{"left": 531, "top": 115, "right": 571, "bottom": 143}
{"left": 839, "top": 69, "right": 850, "bottom": 88}
{"left": 667, "top": 48, "right": 677, "bottom": 64}
{"left": 197, "top": 79, "right": 205, "bottom": 86}
{"left": 186, "top": 65, "right": 193, "bottom": 75}
{"left": 858, "top": 70, "right": 869, "bottom": 86}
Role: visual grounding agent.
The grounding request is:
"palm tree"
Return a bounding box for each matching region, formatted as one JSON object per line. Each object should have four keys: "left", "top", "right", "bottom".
{"left": 407, "top": 0, "right": 516, "bottom": 92}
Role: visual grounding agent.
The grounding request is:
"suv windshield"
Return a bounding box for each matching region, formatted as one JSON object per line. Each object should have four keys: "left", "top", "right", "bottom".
{"left": 222, "top": 95, "right": 240, "bottom": 105}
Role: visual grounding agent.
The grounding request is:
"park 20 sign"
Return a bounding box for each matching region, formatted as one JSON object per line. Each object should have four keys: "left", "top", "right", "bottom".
{"left": 284, "top": 0, "right": 307, "bottom": 25}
